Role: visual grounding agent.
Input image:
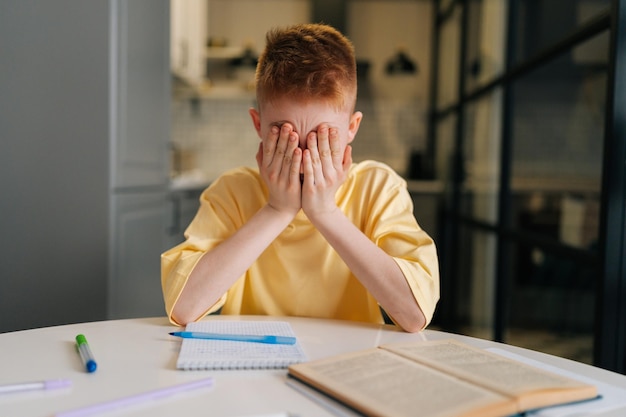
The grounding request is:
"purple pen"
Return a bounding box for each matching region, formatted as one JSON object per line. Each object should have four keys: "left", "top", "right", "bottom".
{"left": 0, "top": 379, "right": 72, "bottom": 394}
{"left": 54, "top": 377, "right": 214, "bottom": 417}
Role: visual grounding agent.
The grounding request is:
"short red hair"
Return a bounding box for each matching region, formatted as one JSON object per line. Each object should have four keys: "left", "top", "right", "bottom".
{"left": 255, "top": 23, "right": 357, "bottom": 112}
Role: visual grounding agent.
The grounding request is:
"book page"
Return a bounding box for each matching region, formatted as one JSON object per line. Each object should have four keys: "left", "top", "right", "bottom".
{"left": 381, "top": 340, "right": 597, "bottom": 410}
{"left": 487, "top": 348, "right": 619, "bottom": 417}
{"left": 288, "top": 348, "right": 517, "bottom": 417}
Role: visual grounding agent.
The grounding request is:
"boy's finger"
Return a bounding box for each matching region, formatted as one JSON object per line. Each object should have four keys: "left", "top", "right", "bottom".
{"left": 329, "top": 127, "right": 343, "bottom": 168}
{"left": 263, "top": 126, "right": 280, "bottom": 167}
{"left": 316, "top": 125, "right": 333, "bottom": 171}
{"left": 280, "top": 131, "right": 299, "bottom": 178}
{"left": 302, "top": 149, "right": 315, "bottom": 188}
{"left": 272, "top": 124, "right": 291, "bottom": 166}
{"left": 306, "top": 132, "right": 324, "bottom": 181}
{"left": 290, "top": 148, "right": 303, "bottom": 187}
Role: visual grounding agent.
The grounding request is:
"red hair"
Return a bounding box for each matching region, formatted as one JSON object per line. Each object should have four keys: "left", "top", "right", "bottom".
{"left": 255, "top": 23, "right": 357, "bottom": 112}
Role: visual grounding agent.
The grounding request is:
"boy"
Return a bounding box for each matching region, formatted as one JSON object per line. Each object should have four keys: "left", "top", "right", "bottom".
{"left": 161, "top": 23, "right": 439, "bottom": 332}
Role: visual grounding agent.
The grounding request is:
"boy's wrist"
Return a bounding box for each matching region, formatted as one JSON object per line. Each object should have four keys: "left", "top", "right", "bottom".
{"left": 262, "top": 203, "right": 298, "bottom": 225}
{"left": 305, "top": 205, "right": 341, "bottom": 229}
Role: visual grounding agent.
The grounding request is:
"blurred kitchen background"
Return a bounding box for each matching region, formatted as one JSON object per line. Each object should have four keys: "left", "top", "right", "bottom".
{"left": 169, "top": 0, "right": 431, "bottom": 183}
{"left": 1, "top": 0, "right": 624, "bottom": 373}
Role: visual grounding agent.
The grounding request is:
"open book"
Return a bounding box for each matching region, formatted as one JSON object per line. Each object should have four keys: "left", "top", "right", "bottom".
{"left": 287, "top": 339, "right": 598, "bottom": 417}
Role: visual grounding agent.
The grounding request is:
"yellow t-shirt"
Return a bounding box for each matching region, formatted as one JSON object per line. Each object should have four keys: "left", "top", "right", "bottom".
{"left": 161, "top": 161, "right": 439, "bottom": 327}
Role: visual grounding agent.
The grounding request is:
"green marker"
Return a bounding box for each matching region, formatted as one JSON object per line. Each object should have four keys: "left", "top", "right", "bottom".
{"left": 76, "top": 334, "right": 97, "bottom": 373}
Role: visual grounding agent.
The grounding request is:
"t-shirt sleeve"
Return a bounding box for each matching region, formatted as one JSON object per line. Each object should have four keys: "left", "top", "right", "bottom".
{"left": 359, "top": 167, "right": 440, "bottom": 328}
{"left": 160, "top": 169, "right": 263, "bottom": 325}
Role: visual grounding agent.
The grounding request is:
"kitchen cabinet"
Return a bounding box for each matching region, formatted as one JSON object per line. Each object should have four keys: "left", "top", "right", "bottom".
{"left": 170, "top": 0, "right": 208, "bottom": 88}
{"left": 109, "top": 192, "right": 171, "bottom": 319}
{"left": 0, "top": 0, "right": 171, "bottom": 332}
{"left": 112, "top": 0, "right": 170, "bottom": 189}
{"left": 107, "top": 0, "right": 171, "bottom": 319}
{"left": 166, "top": 187, "right": 206, "bottom": 249}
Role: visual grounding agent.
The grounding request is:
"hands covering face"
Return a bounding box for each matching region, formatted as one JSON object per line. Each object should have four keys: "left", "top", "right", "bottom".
{"left": 256, "top": 122, "right": 352, "bottom": 220}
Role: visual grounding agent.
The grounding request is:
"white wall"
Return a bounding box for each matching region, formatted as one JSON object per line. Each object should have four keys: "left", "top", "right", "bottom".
{"left": 208, "top": 0, "right": 311, "bottom": 53}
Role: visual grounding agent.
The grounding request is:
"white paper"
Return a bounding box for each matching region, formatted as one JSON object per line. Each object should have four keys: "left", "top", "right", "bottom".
{"left": 175, "top": 320, "right": 307, "bottom": 370}
{"left": 486, "top": 348, "right": 626, "bottom": 416}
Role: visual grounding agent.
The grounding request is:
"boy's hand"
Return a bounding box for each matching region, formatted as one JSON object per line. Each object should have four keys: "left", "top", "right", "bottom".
{"left": 301, "top": 124, "right": 351, "bottom": 219}
{"left": 256, "top": 123, "right": 302, "bottom": 218}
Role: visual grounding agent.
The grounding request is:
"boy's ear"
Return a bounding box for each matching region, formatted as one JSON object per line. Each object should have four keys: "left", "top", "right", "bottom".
{"left": 347, "top": 111, "right": 363, "bottom": 143}
{"left": 249, "top": 108, "right": 262, "bottom": 136}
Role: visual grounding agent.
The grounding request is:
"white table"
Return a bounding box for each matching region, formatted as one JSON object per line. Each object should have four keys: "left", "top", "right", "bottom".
{"left": 1, "top": 316, "right": 625, "bottom": 417}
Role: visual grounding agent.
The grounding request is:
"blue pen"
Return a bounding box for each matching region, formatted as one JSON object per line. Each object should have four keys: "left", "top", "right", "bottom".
{"left": 76, "top": 334, "right": 97, "bottom": 372}
{"left": 169, "top": 331, "right": 296, "bottom": 345}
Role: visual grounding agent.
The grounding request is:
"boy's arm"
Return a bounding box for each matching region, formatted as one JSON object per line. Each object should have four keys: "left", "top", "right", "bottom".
{"left": 171, "top": 203, "right": 293, "bottom": 325}
{"left": 302, "top": 125, "right": 427, "bottom": 332}
{"left": 172, "top": 124, "right": 303, "bottom": 325}
{"left": 310, "top": 209, "right": 427, "bottom": 332}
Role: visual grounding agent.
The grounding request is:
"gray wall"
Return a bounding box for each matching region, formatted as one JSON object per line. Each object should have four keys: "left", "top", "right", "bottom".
{"left": 0, "top": 1, "right": 110, "bottom": 331}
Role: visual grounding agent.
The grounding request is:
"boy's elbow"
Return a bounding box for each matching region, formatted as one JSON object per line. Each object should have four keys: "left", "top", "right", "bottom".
{"left": 170, "top": 306, "right": 196, "bottom": 327}
{"left": 394, "top": 307, "right": 427, "bottom": 333}
{"left": 400, "top": 317, "right": 426, "bottom": 333}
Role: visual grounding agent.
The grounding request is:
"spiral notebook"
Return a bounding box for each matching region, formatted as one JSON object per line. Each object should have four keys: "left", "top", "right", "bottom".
{"left": 174, "top": 320, "right": 308, "bottom": 370}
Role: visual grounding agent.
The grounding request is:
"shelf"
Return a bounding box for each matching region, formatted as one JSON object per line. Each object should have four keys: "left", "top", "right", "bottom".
{"left": 205, "top": 46, "right": 244, "bottom": 60}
